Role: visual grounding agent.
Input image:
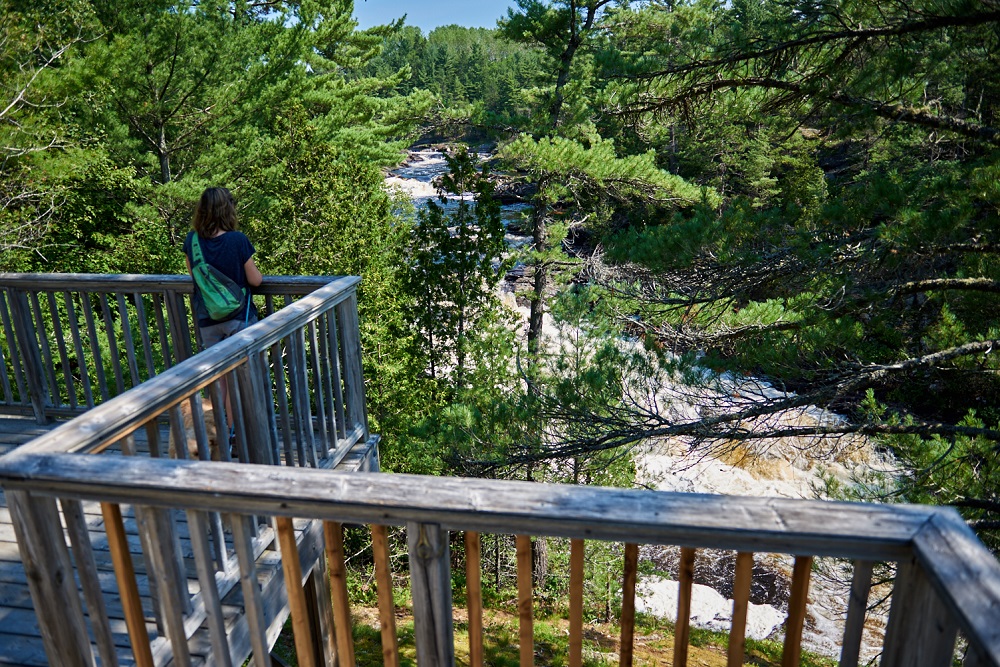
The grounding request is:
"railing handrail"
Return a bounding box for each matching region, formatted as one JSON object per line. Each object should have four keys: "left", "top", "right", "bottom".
{"left": 0, "top": 452, "right": 998, "bottom": 662}
{"left": 0, "top": 452, "right": 933, "bottom": 556}
{"left": 6, "top": 275, "right": 361, "bottom": 455}
{"left": 0, "top": 272, "right": 337, "bottom": 296}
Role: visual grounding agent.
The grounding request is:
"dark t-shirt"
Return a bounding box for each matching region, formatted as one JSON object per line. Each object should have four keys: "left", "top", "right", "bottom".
{"left": 183, "top": 230, "right": 256, "bottom": 326}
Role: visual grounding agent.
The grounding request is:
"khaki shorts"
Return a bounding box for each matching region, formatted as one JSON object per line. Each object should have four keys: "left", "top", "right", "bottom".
{"left": 199, "top": 310, "right": 259, "bottom": 349}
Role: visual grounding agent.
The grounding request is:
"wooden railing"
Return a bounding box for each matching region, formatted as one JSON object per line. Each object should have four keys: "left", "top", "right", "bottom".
{"left": 0, "top": 274, "right": 376, "bottom": 667}
{"left": 0, "top": 273, "right": 343, "bottom": 423}
{"left": 2, "top": 447, "right": 999, "bottom": 664}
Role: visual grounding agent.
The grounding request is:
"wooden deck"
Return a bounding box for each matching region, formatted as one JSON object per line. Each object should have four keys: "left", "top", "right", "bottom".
{"left": 0, "top": 415, "right": 353, "bottom": 667}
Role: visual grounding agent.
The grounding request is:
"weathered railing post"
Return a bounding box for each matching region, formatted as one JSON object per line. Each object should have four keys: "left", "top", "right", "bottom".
{"left": 881, "top": 555, "right": 958, "bottom": 666}
{"left": 235, "top": 351, "right": 276, "bottom": 466}
{"left": 409, "top": 522, "right": 454, "bottom": 666}
{"left": 7, "top": 289, "right": 49, "bottom": 423}
{"left": 7, "top": 490, "right": 95, "bottom": 667}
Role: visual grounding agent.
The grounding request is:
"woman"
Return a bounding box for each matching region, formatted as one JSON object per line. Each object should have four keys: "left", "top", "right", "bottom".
{"left": 183, "top": 186, "right": 263, "bottom": 347}
{"left": 183, "top": 186, "right": 263, "bottom": 448}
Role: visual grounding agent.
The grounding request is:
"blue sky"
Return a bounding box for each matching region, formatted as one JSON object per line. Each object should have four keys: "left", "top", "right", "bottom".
{"left": 353, "top": 1, "right": 519, "bottom": 33}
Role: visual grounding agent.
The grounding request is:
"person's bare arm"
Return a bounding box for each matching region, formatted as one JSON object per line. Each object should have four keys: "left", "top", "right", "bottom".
{"left": 244, "top": 256, "right": 263, "bottom": 287}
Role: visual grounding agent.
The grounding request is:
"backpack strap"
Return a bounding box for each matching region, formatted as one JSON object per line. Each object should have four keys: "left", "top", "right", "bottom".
{"left": 190, "top": 233, "right": 207, "bottom": 267}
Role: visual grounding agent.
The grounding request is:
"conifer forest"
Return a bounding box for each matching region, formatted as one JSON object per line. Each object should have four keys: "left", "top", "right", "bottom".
{"left": 2, "top": 0, "right": 1000, "bottom": 641}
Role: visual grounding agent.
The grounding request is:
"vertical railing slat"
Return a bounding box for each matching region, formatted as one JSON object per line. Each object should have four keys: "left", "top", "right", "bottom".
{"left": 99, "top": 294, "right": 126, "bottom": 396}
{"left": 151, "top": 292, "right": 173, "bottom": 370}
{"left": 781, "top": 556, "right": 813, "bottom": 667}
{"left": 0, "top": 290, "right": 29, "bottom": 405}
{"left": 30, "top": 292, "right": 58, "bottom": 407}
{"left": 326, "top": 309, "right": 347, "bottom": 441}
{"left": 290, "top": 327, "right": 317, "bottom": 467}
{"left": 839, "top": 559, "right": 874, "bottom": 667}
{"left": 318, "top": 313, "right": 338, "bottom": 450}
{"left": 8, "top": 491, "right": 95, "bottom": 667}
{"left": 232, "top": 514, "right": 271, "bottom": 667}
{"left": 371, "top": 524, "right": 400, "bottom": 667}
{"left": 60, "top": 498, "right": 119, "bottom": 667}
{"left": 187, "top": 510, "right": 234, "bottom": 667}
{"left": 727, "top": 552, "right": 754, "bottom": 667}
{"left": 569, "top": 538, "right": 584, "bottom": 667}
{"left": 619, "top": 543, "right": 639, "bottom": 667}
{"left": 133, "top": 293, "right": 157, "bottom": 380}
{"left": 516, "top": 534, "right": 534, "bottom": 667}
{"left": 673, "top": 547, "right": 696, "bottom": 667}
{"left": 278, "top": 516, "right": 319, "bottom": 667}
{"left": 271, "top": 337, "right": 295, "bottom": 466}
{"left": 102, "top": 501, "right": 155, "bottom": 667}
{"left": 308, "top": 320, "right": 330, "bottom": 458}
{"left": 335, "top": 292, "right": 367, "bottom": 439}
{"left": 325, "top": 521, "right": 356, "bottom": 667}
{"left": 46, "top": 292, "right": 74, "bottom": 408}
{"left": 64, "top": 292, "right": 94, "bottom": 408}
{"left": 466, "top": 531, "right": 484, "bottom": 667}
{"left": 116, "top": 293, "right": 142, "bottom": 387}
{"left": 81, "top": 294, "right": 110, "bottom": 402}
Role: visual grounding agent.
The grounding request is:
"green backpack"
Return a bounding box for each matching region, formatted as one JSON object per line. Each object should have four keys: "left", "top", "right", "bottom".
{"left": 189, "top": 234, "right": 248, "bottom": 321}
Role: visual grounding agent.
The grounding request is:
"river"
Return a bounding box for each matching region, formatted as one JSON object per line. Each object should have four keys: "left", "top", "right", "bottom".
{"left": 386, "top": 147, "right": 888, "bottom": 660}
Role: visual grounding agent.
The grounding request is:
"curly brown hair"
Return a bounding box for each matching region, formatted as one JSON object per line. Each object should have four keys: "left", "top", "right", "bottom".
{"left": 192, "top": 187, "right": 238, "bottom": 237}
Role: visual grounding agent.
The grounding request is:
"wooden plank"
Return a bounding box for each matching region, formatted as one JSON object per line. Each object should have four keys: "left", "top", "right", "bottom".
{"left": 326, "top": 311, "right": 346, "bottom": 441}
{"left": 140, "top": 504, "right": 193, "bottom": 665}
{"left": 881, "top": 554, "right": 958, "bottom": 667}
{"left": 305, "top": 552, "right": 337, "bottom": 667}
{"left": 781, "top": 556, "right": 813, "bottom": 667}
{"left": 317, "top": 314, "right": 338, "bottom": 451}
{"left": 466, "top": 531, "right": 484, "bottom": 667}
{"left": 228, "top": 367, "right": 251, "bottom": 466}
{"left": 7, "top": 491, "right": 95, "bottom": 667}
{"left": 673, "top": 547, "right": 695, "bottom": 667}
{"left": 0, "top": 273, "right": 349, "bottom": 296}
{"left": 334, "top": 293, "right": 367, "bottom": 439}
{"left": 0, "top": 329, "right": 14, "bottom": 405}
{"left": 308, "top": 321, "right": 330, "bottom": 458}
{"left": 47, "top": 292, "right": 76, "bottom": 409}
{"left": 0, "top": 290, "right": 29, "bottom": 405}
{"left": 277, "top": 516, "right": 317, "bottom": 667}
{"left": 116, "top": 293, "right": 142, "bottom": 387}
{"left": 0, "top": 455, "right": 937, "bottom": 560}
{"left": 133, "top": 293, "right": 157, "bottom": 380}
{"left": 30, "top": 293, "right": 58, "bottom": 409}
{"left": 912, "top": 511, "right": 1000, "bottom": 667}
{"left": 151, "top": 293, "right": 173, "bottom": 370}
{"left": 838, "top": 559, "right": 873, "bottom": 667}
{"left": 231, "top": 514, "right": 270, "bottom": 667}
{"left": 61, "top": 498, "right": 120, "bottom": 667}
{"left": 409, "top": 522, "right": 454, "bottom": 667}
{"left": 620, "top": 543, "right": 639, "bottom": 667}
{"left": 727, "top": 552, "right": 753, "bottom": 667}
{"left": 64, "top": 291, "right": 95, "bottom": 408}
{"left": 102, "top": 501, "right": 155, "bottom": 667}
{"left": 516, "top": 534, "right": 533, "bottom": 667}
{"left": 10, "top": 291, "right": 49, "bottom": 422}
{"left": 186, "top": 510, "right": 234, "bottom": 667}
{"left": 234, "top": 354, "right": 273, "bottom": 467}
{"left": 270, "top": 338, "right": 294, "bottom": 467}
{"left": 288, "top": 328, "right": 316, "bottom": 468}
{"left": 164, "top": 290, "right": 193, "bottom": 364}
{"left": 371, "top": 524, "right": 399, "bottom": 667}
{"left": 569, "top": 539, "right": 584, "bottom": 667}
{"left": 325, "top": 521, "right": 356, "bottom": 667}
{"left": 81, "top": 294, "right": 111, "bottom": 402}
{"left": 99, "top": 293, "right": 126, "bottom": 396}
